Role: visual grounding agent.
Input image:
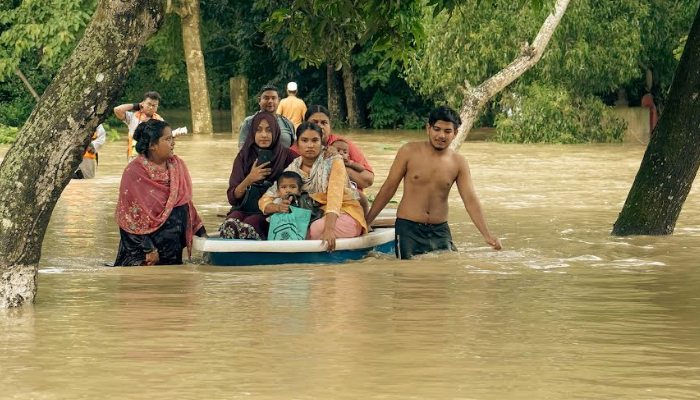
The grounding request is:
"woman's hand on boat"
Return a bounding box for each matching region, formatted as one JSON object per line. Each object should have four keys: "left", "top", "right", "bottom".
{"left": 320, "top": 229, "right": 337, "bottom": 252}
{"left": 247, "top": 159, "right": 271, "bottom": 182}
{"left": 144, "top": 249, "right": 159, "bottom": 265}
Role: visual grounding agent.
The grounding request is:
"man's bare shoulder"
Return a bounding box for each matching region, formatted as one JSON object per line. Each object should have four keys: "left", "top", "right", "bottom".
{"left": 399, "top": 141, "right": 426, "bottom": 154}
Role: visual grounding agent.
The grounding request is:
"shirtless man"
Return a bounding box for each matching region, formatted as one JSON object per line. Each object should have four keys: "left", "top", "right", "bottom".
{"left": 365, "top": 106, "right": 502, "bottom": 259}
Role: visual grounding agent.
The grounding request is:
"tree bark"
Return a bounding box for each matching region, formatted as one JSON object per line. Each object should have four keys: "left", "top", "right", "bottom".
{"left": 327, "top": 62, "right": 346, "bottom": 126}
{"left": 0, "top": 0, "right": 165, "bottom": 308}
{"left": 14, "top": 68, "right": 40, "bottom": 101}
{"left": 612, "top": 5, "right": 700, "bottom": 236}
{"left": 179, "top": 0, "right": 214, "bottom": 134}
{"left": 450, "top": 0, "right": 571, "bottom": 150}
{"left": 342, "top": 62, "right": 364, "bottom": 128}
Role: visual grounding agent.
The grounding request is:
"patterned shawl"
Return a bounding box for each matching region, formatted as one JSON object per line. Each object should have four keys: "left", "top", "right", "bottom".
{"left": 265, "top": 153, "right": 358, "bottom": 200}
{"left": 115, "top": 155, "right": 203, "bottom": 258}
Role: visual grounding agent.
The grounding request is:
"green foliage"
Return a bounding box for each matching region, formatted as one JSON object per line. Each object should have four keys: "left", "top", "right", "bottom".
{"left": 495, "top": 84, "right": 627, "bottom": 143}
{"left": 258, "top": 0, "right": 424, "bottom": 68}
{"left": 0, "top": 123, "right": 18, "bottom": 144}
{"left": 101, "top": 122, "right": 120, "bottom": 142}
{"left": 144, "top": 14, "right": 185, "bottom": 82}
{"left": 0, "top": 59, "right": 53, "bottom": 126}
{"left": 674, "top": 35, "right": 688, "bottom": 61}
{"left": 354, "top": 44, "right": 434, "bottom": 129}
{"left": 0, "top": 0, "right": 97, "bottom": 81}
{"left": 407, "top": 0, "right": 651, "bottom": 107}
{"left": 639, "top": 1, "right": 698, "bottom": 94}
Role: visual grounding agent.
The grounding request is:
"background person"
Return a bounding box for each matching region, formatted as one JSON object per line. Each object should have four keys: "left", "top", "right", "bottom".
{"left": 73, "top": 124, "right": 106, "bottom": 179}
{"left": 277, "top": 81, "right": 307, "bottom": 130}
{"left": 114, "top": 91, "right": 164, "bottom": 162}
{"left": 238, "top": 85, "right": 296, "bottom": 148}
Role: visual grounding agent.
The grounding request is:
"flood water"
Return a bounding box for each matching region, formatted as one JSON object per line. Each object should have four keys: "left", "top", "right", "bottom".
{"left": 2, "top": 130, "right": 700, "bottom": 399}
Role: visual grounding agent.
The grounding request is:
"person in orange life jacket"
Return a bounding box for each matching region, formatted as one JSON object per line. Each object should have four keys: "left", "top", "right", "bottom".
{"left": 73, "top": 124, "right": 107, "bottom": 179}
{"left": 114, "top": 91, "right": 165, "bottom": 162}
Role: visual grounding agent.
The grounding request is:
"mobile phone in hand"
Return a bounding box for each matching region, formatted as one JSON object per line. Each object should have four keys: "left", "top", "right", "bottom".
{"left": 257, "top": 149, "right": 273, "bottom": 166}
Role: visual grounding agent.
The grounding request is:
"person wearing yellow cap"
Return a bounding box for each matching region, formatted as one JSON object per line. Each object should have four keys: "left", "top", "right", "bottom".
{"left": 277, "top": 81, "right": 307, "bottom": 130}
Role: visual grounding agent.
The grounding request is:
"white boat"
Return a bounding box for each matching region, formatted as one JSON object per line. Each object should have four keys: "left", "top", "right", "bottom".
{"left": 194, "top": 209, "right": 397, "bottom": 266}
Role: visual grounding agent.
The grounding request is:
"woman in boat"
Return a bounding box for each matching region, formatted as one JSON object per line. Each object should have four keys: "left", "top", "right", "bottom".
{"left": 260, "top": 122, "right": 368, "bottom": 251}
{"left": 114, "top": 119, "right": 207, "bottom": 266}
{"left": 299, "top": 105, "right": 375, "bottom": 190}
{"left": 222, "top": 111, "right": 298, "bottom": 239}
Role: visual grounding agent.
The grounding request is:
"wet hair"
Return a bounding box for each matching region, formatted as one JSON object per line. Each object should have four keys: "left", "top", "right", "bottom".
{"left": 259, "top": 85, "right": 279, "bottom": 98}
{"left": 143, "top": 91, "right": 162, "bottom": 102}
{"left": 429, "top": 105, "right": 462, "bottom": 130}
{"left": 295, "top": 121, "right": 324, "bottom": 141}
{"left": 304, "top": 105, "right": 330, "bottom": 122}
{"left": 277, "top": 171, "right": 303, "bottom": 188}
{"left": 133, "top": 119, "right": 170, "bottom": 157}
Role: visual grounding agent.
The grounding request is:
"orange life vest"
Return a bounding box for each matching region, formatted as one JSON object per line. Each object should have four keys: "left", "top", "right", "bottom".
{"left": 83, "top": 131, "right": 98, "bottom": 159}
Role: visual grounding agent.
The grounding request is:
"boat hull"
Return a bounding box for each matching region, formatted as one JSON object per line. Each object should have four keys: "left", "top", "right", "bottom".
{"left": 194, "top": 228, "right": 396, "bottom": 266}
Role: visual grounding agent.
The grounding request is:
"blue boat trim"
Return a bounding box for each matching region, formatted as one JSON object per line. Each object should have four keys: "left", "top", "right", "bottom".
{"left": 205, "top": 241, "right": 395, "bottom": 266}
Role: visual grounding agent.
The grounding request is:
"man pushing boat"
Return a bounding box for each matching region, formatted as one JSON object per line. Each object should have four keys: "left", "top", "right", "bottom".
{"left": 365, "top": 106, "right": 502, "bottom": 260}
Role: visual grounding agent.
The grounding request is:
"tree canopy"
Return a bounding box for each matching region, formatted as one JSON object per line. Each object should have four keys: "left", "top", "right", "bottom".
{"left": 1, "top": 0, "right": 698, "bottom": 137}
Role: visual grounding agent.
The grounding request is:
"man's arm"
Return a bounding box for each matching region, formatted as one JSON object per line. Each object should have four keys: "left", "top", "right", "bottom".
{"left": 365, "top": 145, "right": 409, "bottom": 225}
{"left": 344, "top": 138, "right": 374, "bottom": 188}
{"left": 455, "top": 155, "right": 502, "bottom": 250}
{"left": 114, "top": 102, "right": 138, "bottom": 121}
{"left": 347, "top": 168, "right": 374, "bottom": 189}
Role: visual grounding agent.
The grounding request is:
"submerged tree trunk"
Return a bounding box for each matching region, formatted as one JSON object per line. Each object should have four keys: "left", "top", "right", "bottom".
{"left": 0, "top": 0, "right": 165, "bottom": 309}
{"left": 450, "top": 0, "right": 571, "bottom": 150}
{"left": 327, "top": 62, "right": 345, "bottom": 126}
{"left": 342, "top": 62, "right": 364, "bottom": 128}
{"left": 612, "top": 6, "right": 700, "bottom": 236}
{"left": 179, "top": 0, "right": 213, "bottom": 134}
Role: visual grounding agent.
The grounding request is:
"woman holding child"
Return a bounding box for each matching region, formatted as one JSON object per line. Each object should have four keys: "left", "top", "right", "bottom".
{"left": 223, "top": 111, "right": 298, "bottom": 239}
{"left": 260, "top": 122, "right": 367, "bottom": 251}
{"left": 114, "top": 119, "right": 207, "bottom": 266}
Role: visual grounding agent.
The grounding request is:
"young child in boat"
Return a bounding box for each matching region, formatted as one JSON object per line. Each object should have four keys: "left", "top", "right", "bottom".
{"left": 263, "top": 171, "right": 303, "bottom": 213}
{"left": 262, "top": 171, "right": 309, "bottom": 240}
{"left": 331, "top": 139, "right": 369, "bottom": 214}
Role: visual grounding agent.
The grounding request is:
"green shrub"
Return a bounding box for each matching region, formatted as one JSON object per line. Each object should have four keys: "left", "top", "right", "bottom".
{"left": 101, "top": 122, "right": 121, "bottom": 142}
{"left": 0, "top": 124, "right": 19, "bottom": 144}
{"left": 495, "top": 84, "right": 627, "bottom": 144}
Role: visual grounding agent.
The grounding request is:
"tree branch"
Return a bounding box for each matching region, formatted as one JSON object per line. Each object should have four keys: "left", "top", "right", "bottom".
{"left": 14, "top": 69, "right": 40, "bottom": 102}
{"left": 450, "top": 0, "right": 571, "bottom": 149}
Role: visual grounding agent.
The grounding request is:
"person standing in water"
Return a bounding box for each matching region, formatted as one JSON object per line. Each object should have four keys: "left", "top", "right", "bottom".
{"left": 365, "top": 106, "right": 502, "bottom": 260}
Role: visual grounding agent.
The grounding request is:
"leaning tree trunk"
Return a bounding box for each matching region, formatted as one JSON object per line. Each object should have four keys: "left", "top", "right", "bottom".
{"left": 342, "top": 62, "right": 364, "bottom": 128}
{"left": 612, "top": 5, "right": 700, "bottom": 235}
{"left": 179, "top": 0, "right": 214, "bottom": 134}
{"left": 327, "top": 62, "right": 345, "bottom": 126}
{"left": 450, "top": 0, "right": 571, "bottom": 150}
{"left": 0, "top": 0, "right": 165, "bottom": 309}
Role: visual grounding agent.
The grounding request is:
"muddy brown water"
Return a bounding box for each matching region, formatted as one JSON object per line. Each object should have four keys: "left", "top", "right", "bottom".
{"left": 1, "top": 131, "right": 700, "bottom": 399}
